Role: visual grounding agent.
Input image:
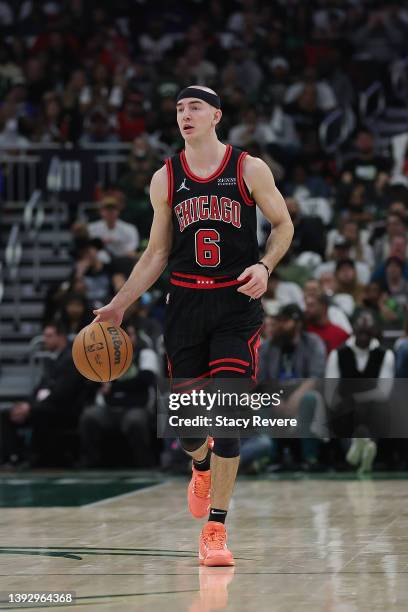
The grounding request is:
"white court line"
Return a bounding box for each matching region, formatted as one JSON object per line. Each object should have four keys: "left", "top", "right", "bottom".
{"left": 82, "top": 480, "right": 170, "bottom": 508}
{"left": 339, "top": 512, "right": 400, "bottom": 573}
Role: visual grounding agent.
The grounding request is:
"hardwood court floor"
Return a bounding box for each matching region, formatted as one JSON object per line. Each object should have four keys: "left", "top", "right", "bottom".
{"left": 0, "top": 472, "right": 407, "bottom": 611}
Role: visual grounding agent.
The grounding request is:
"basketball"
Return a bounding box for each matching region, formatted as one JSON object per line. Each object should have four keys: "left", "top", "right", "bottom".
{"left": 72, "top": 322, "right": 133, "bottom": 382}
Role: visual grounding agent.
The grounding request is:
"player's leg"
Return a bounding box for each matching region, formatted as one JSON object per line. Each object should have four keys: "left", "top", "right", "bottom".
{"left": 208, "top": 318, "right": 262, "bottom": 521}
{"left": 198, "top": 315, "right": 262, "bottom": 566}
{"left": 164, "top": 285, "right": 212, "bottom": 517}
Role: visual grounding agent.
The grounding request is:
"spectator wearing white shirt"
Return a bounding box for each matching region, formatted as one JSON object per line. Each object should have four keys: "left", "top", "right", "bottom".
{"left": 228, "top": 107, "right": 274, "bottom": 148}
{"left": 325, "top": 311, "right": 395, "bottom": 474}
{"left": 87, "top": 195, "right": 139, "bottom": 258}
{"left": 262, "top": 271, "right": 304, "bottom": 315}
{"left": 315, "top": 238, "right": 371, "bottom": 285}
{"left": 284, "top": 66, "right": 337, "bottom": 113}
{"left": 326, "top": 219, "right": 374, "bottom": 271}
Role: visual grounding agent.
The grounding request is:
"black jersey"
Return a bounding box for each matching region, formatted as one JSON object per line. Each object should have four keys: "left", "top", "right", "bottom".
{"left": 165, "top": 145, "right": 259, "bottom": 277}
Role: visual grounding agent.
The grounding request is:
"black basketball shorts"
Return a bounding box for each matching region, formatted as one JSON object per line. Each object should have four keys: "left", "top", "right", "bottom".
{"left": 164, "top": 272, "right": 264, "bottom": 386}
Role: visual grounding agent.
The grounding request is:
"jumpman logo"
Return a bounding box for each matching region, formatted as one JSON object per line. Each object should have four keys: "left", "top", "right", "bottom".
{"left": 176, "top": 178, "right": 190, "bottom": 192}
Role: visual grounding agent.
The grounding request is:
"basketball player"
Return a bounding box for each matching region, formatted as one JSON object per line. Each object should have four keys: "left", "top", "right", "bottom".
{"left": 94, "top": 86, "right": 293, "bottom": 566}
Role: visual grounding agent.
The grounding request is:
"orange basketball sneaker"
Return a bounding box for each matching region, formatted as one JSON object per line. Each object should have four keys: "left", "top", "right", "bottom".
{"left": 187, "top": 465, "right": 211, "bottom": 519}
{"left": 187, "top": 437, "right": 213, "bottom": 519}
{"left": 199, "top": 521, "right": 235, "bottom": 567}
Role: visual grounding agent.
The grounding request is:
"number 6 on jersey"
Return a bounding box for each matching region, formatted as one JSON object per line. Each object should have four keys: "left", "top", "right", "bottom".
{"left": 195, "top": 228, "right": 221, "bottom": 267}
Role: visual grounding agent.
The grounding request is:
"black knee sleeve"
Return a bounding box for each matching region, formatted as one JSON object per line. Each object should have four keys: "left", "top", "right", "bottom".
{"left": 179, "top": 438, "right": 207, "bottom": 453}
{"left": 212, "top": 437, "right": 240, "bottom": 458}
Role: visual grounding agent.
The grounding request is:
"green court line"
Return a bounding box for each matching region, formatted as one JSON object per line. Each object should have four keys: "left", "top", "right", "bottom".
{"left": 0, "top": 547, "right": 196, "bottom": 560}
{"left": 0, "top": 479, "right": 161, "bottom": 508}
{"left": 2, "top": 570, "right": 408, "bottom": 579}
{"left": 0, "top": 547, "right": 254, "bottom": 561}
{"left": 0, "top": 546, "right": 196, "bottom": 554}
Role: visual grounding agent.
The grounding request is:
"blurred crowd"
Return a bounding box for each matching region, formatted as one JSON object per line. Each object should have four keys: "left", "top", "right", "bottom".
{"left": 2, "top": 0, "right": 408, "bottom": 472}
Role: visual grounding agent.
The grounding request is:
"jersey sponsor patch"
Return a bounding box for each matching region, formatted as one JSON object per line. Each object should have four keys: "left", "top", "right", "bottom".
{"left": 217, "top": 177, "right": 237, "bottom": 186}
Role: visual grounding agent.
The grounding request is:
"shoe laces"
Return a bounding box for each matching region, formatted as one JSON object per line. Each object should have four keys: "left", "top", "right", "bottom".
{"left": 205, "top": 527, "right": 225, "bottom": 550}
{"left": 193, "top": 471, "right": 210, "bottom": 498}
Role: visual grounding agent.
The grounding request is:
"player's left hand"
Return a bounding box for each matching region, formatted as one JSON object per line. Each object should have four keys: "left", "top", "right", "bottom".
{"left": 236, "top": 264, "right": 269, "bottom": 299}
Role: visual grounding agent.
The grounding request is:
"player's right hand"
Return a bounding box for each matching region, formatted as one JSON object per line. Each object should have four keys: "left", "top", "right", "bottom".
{"left": 93, "top": 303, "right": 124, "bottom": 326}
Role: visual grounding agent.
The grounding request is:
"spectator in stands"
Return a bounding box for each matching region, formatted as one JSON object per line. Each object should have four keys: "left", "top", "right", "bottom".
{"left": 359, "top": 280, "right": 405, "bottom": 328}
{"left": 87, "top": 194, "right": 139, "bottom": 258}
{"left": 285, "top": 66, "right": 337, "bottom": 113}
{"left": 285, "top": 196, "right": 326, "bottom": 257}
{"left": 372, "top": 234, "right": 408, "bottom": 282}
{"left": 388, "top": 201, "right": 407, "bottom": 223}
{"left": 24, "top": 57, "right": 51, "bottom": 108}
{"left": 349, "top": 6, "right": 408, "bottom": 64}
{"left": 284, "top": 66, "right": 336, "bottom": 152}
{"left": 117, "top": 170, "right": 152, "bottom": 241}
{"left": 221, "top": 40, "right": 263, "bottom": 96}
{"left": 0, "top": 41, "right": 24, "bottom": 93}
{"left": 325, "top": 310, "right": 395, "bottom": 474}
{"left": 326, "top": 219, "right": 374, "bottom": 270}
{"left": 266, "top": 102, "right": 302, "bottom": 166}
{"left": 79, "top": 105, "right": 118, "bottom": 145}
{"left": 79, "top": 322, "right": 160, "bottom": 467}
{"left": 338, "top": 181, "right": 374, "bottom": 226}
{"left": 181, "top": 44, "right": 217, "bottom": 86}
{"left": 264, "top": 56, "right": 291, "bottom": 103}
{"left": 123, "top": 293, "right": 163, "bottom": 349}
{"left": 334, "top": 259, "right": 365, "bottom": 306}
{"left": 56, "top": 292, "right": 93, "bottom": 341}
{"left": 262, "top": 271, "right": 304, "bottom": 313}
{"left": 258, "top": 303, "right": 327, "bottom": 469}
{"left": 117, "top": 136, "right": 160, "bottom": 237}
{"left": 122, "top": 134, "right": 161, "bottom": 175}
{"left": 316, "top": 238, "right": 371, "bottom": 285}
{"left": 116, "top": 90, "right": 146, "bottom": 142}
{"left": 259, "top": 303, "right": 326, "bottom": 381}
{"left": 284, "top": 160, "right": 331, "bottom": 201}
{"left": 138, "top": 18, "right": 177, "bottom": 64}
{"left": 319, "top": 270, "right": 336, "bottom": 296}
{"left": 0, "top": 83, "right": 32, "bottom": 146}
{"left": 228, "top": 106, "right": 275, "bottom": 148}
{"left": 380, "top": 257, "right": 408, "bottom": 311}
{"left": 62, "top": 69, "right": 87, "bottom": 118}
{"left": 341, "top": 129, "right": 391, "bottom": 191}
{"left": 33, "top": 91, "right": 66, "bottom": 143}
{"left": 78, "top": 63, "right": 114, "bottom": 114}
{"left": 73, "top": 238, "right": 114, "bottom": 309}
{"left": 8, "top": 322, "right": 89, "bottom": 466}
{"left": 373, "top": 214, "right": 407, "bottom": 265}
{"left": 305, "top": 293, "right": 350, "bottom": 354}
{"left": 303, "top": 279, "right": 352, "bottom": 334}
{"left": 261, "top": 314, "right": 276, "bottom": 342}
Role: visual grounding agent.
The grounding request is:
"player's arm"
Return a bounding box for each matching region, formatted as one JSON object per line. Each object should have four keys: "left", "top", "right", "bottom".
{"left": 94, "top": 165, "right": 172, "bottom": 324}
{"left": 237, "top": 156, "right": 294, "bottom": 299}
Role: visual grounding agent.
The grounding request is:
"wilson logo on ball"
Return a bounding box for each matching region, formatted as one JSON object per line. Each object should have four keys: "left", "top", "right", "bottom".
{"left": 107, "top": 326, "right": 123, "bottom": 365}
